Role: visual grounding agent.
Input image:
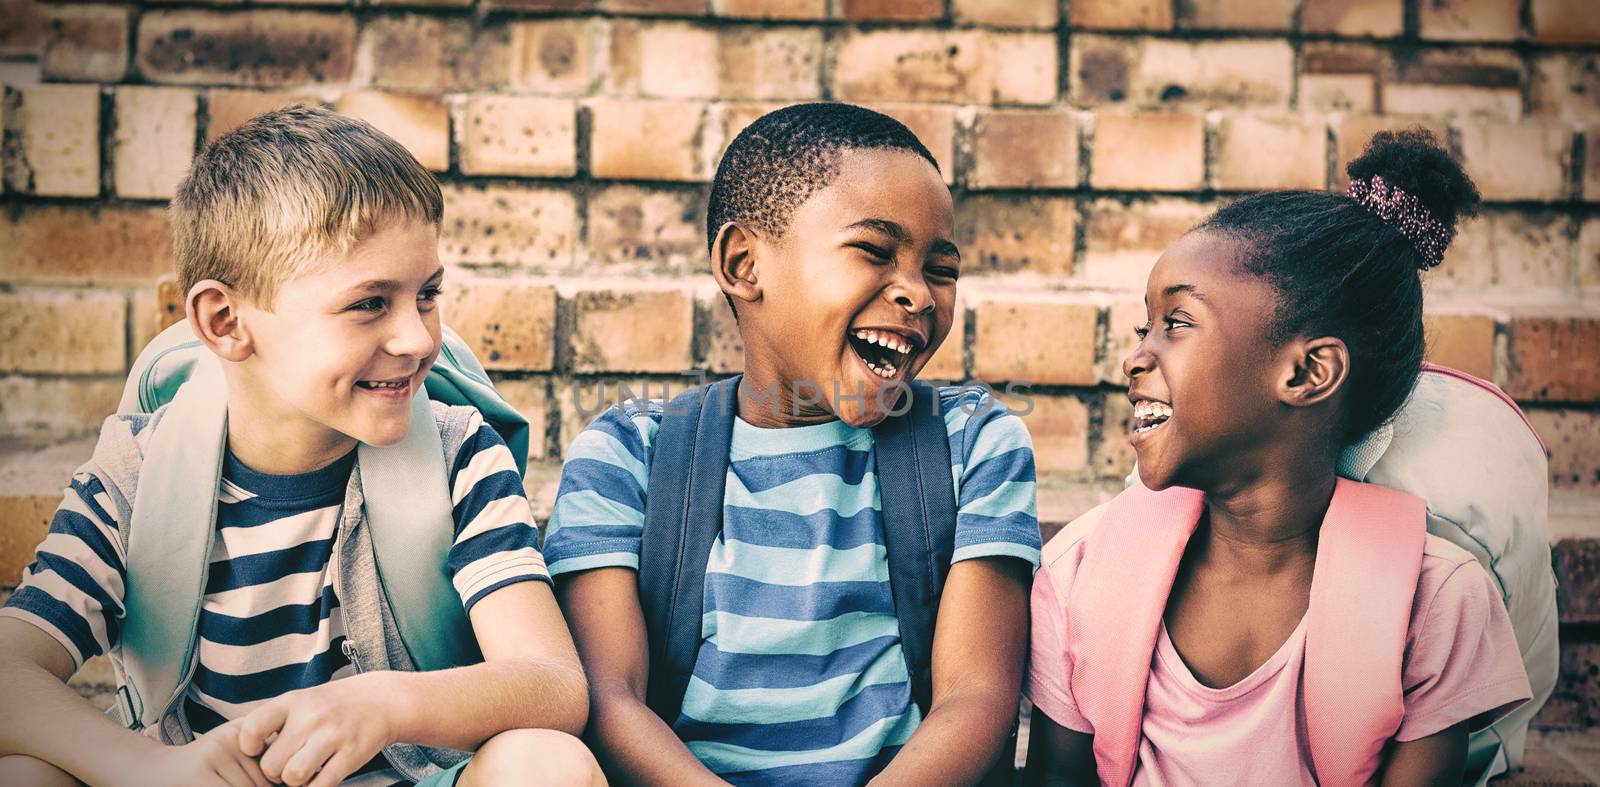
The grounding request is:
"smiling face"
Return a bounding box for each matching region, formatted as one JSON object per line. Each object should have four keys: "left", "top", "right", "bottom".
{"left": 730, "top": 148, "right": 958, "bottom": 428}
{"left": 1123, "top": 230, "right": 1293, "bottom": 492}
{"left": 231, "top": 221, "right": 444, "bottom": 458}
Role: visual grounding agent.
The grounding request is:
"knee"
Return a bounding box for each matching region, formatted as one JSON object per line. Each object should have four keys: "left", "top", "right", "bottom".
{"left": 464, "top": 729, "right": 604, "bottom": 787}
{"left": 0, "top": 754, "right": 79, "bottom": 786}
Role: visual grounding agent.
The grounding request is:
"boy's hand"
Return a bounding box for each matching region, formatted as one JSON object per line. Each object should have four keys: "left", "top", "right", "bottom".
{"left": 142, "top": 720, "right": 271, "bottom": 787}
{"left": 236, "top": 673, "right": 395, "bottom": 787}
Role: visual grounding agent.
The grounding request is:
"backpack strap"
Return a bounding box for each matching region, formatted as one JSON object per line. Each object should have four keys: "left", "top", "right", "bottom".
{"left": 871, "top": 381, "right": 956, "bottom": 716}
{"left": 1303, "top": 478, "right": 1426, "bottom": 786}
{"left": 356, "top": 392, "right": 483, "bottom": 671}
{"left": 639, "top": 376, "right": 742, "bottom": 723}
{"left": 120, "top": 361, "right": 228, "bottom": 730}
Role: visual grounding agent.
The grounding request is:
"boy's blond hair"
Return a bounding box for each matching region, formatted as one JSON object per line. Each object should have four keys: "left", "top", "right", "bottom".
{"left": 170, "top": 105, "right": 443, "bottom": 308}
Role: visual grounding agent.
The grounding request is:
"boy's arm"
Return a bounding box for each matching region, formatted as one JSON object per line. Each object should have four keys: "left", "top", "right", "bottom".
{"left": 869, "top": 556, "right": 1031, "bottom": 786}
{"left": 558, "top": 567, "right": 725, "bottom": 787}
{"left": 1378, "top": 723, "right": 1468, "bottom": 786}
{"left": 1020, "top": 707, "right": 1097, "bottom": 787}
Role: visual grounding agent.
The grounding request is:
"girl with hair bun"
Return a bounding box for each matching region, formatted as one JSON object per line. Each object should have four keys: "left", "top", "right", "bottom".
{"left": 1024, "top": 130, "right": 1533, "bottom": 786}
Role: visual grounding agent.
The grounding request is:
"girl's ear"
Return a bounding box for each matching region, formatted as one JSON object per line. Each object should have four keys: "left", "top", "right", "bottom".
{"left": 187, "top": 280, "right": 254, "bottom": 363}
{"left": 1277, "top": 336, "right": 1349, "bottom": 408}
{"left": 710, "top": 221, "right": 762, "bottom": 308}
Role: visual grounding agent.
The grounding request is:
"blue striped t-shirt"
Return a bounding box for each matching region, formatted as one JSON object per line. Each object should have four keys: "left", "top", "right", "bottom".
{"left": 543, "top": 386, "right": 1041, "bottom": 785}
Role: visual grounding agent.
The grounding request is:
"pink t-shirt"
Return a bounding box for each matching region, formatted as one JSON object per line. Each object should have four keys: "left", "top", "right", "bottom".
{"left": 1027, "top": 508, "right": 1533, "bottom": 786}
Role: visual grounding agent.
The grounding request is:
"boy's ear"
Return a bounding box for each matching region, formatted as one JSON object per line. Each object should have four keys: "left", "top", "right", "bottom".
{"left": 186, "top": 280, "right": 254, "bottom": 363}
{"left": 710, "top": 221, "right": 762, "bottom": 307}
{"left": 1276, "top": 336, "right": 1349, "bottom": 408}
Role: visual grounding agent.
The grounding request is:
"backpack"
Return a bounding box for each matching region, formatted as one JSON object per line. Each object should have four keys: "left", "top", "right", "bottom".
{"left": 107, "top": 320, "right": 530, "bottom": 731}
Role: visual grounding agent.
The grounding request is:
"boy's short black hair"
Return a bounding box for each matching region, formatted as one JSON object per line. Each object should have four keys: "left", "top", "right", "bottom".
{"left": 706, "top": 102, "right": 939, "bottom": 252}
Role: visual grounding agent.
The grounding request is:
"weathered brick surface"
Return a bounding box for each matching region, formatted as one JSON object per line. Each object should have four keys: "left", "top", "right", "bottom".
{"left": 138, "top": 11, "right": 356, "bottom": 86}
{"left": 607, "top": 21, "right": 718, "bottom": 99}
{"left": 1530, "top": 0, "right": 1600, "bottom": 43}
{"left": 1069, "top": 0, "right": 1172, "bottom": 31}
{"left": 696, "top": 288, "right": 744, "bottom": 374}
{"left": 1554, "top": 535, "right": 1600, "bottom": 620}
{"left": 204, "top": 89, "right": 314, "bottom": 143}
{"left": 1079, "top": 197, "right": 1211, "bottom": 288}
{"left": 1070, "top": 36, "right": 1293, "bottom": 108}
{"left": 971, "top": 295, "right": 1099, "bottom": 386}
{"left": 1419, "top": 0, "right": 1522, "bottom": 42}
{"left": 510, "top": 19, "right": 599, "bottom": 95}
{"left": 1096, "top": 392, "right": 1136, "bottom": 480}
{"left": 0, "top": 377, "right": 121, "bottom": 439}
{"left": 1531, "top": 409, "right": 1600, "bottom": 492}
{"left": 839, "top": 0, "right": 941, "bottom": 22}
{"left": 439, "top": 184, "right": 577, "bottom": 268}
{"left": 440, "top": 280, "right": 557, "bottom": 372}
{"left": 598, "top": 0, "right": 706, "bottom": 15}
{"left": 1531, "top": 54, "right": 1600, "bottom": 122}
{"left": 970, "top": 109, "right": 1078, "bottom": 190}
{"left": 1547, "top": 640, "right": 1600, "bottom": 728}
{"left": 0, "top": 495, "right": 54, "bottom": 587}
{"left": 457, "top": 95, "right": 578, "bottom": 178}
{"left": 113, "top": 86, "right": 197, "bottom": 201}
{"left": 832, "top": 30, "right": 1057, "bottom": 106}
{"left": 1299, "top": 74, "right": 1378, "bottom": 113}
{"left": 1, "top": 205, "right": 174, "bottom": 285}
{"left": 41, "top": 4, "right": 129, "bottom": 83}
{"left": 335, "top": 91, "right": 449, "bottom": 173}
{"left": 863, "top": 103, "right": 956, "bottom": 184}
{"left": 1020, "top": 393, "right": 1090, "bottom": 475}
{"left": 1457, "top": 120, "right": 1573, "bottom": 202}
{"left": 588, "top": 98, "right": 715, "bottom": 181}
{"left": 711, "top": 0, "right": 824, "bottom": 20}
{"left": 1442, "top": 210, "right": 1573, "bottom": 293}
{"left": 1385, "top": 48, "right": 1525, "bottom": 119}
{"left": 1298, "top": 0, "right": 1403, "bottom": 37}
{"left": 1333, "top": 115, "right": 1449, "bottom": 191}
{"left": 1211, "top": 113, "right": 1327, "bottom": 191}
{"left": 1090, "top": 112, "right": 1205, "bottom": 191}
{"left": 952, "top": 0, "right": 1057, "bottom": 29}
{"left": 586, "top": 185, "right": 708, "bottom": 272}
{"left": 1181, "top": 0, "right": 1294, "bottom": 31}
{"left": 1581, "top": 219, "right": 1600, "bottom": 292}
{"left": 5, "top": 85, "right": 101, "bottom": 198}
{"left": 0, "top": 0, "right": 48, "bottom": 58}
{"left": 718, "top": 26, "right": 822, "bottom": 102}
{"left": 920, "top": 299, "right": 965, "bottom": 382}
{"left": 1503, "top": 316, "right": 1600, "bottom": 402}
{"left": 1422, "top": 312, "right": 1497, "bottom": 382}
{"left": 955, "top": 195, "right": 1076, "bottom": 277}
{"left": 0, "top": 290, "right": 126, "bottom": 374}
{"left": 489, "top": 376, "right": 551, "bottom": 461}
{"left": 567, "top": 285, "right": 695, "bottom": 373}
{"left": 1099, "top": 299, "right": 1144, "bottom": 384}
{"left": 362, "top": 16, "right": 510, "bottom": 91}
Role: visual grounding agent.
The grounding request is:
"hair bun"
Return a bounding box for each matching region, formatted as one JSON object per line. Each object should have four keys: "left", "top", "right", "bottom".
{"left": 1345, "top": 129, "right": 1481, "bottom": 269}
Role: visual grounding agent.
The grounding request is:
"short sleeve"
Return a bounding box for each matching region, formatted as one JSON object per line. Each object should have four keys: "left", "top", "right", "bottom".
{"left": 945, "top": 389, "right": 1041, "bottom": 568}
{"left": 445, "top": 411, "right": 552, "bottom": 612}
{"left": 0, "top": 471, "right": 129, "bottom": 668}
{"left": 1026, "top": 562, "right": 1094, "bottom": 733}
{"left": 1395, "top": 560, "right": 1533, "bottom": 742}
{"left": 542, "top": 403, "right": 660, "bottom": 576}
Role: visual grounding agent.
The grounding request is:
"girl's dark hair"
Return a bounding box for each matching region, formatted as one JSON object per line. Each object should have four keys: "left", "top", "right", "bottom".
{"left": 1196, "top": 129, "right": 1481, "bottom": 443}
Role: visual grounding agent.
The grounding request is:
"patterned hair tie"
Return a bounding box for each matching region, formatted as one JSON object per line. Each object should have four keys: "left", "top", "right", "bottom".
{"left": 1347, "top": 174, "right": 1451, "bottom": 270}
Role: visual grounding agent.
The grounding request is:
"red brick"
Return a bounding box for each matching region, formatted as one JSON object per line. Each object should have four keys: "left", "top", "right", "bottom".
{"left": 1079, "top": 197, "right": 1211, "bottom": 288}
{"left": 711, "top": 0, "right": 824, "bottom": 19}
{"left": 1553, "top": 536, "right": 1600, "bottom": 627}
{"left": 0, "top": 290, "right": 126, "bottom": 374}
{"left": 588, "top": 98, "right": 715, "bottom": 182}
{"left": 204, "top": 89, "right": 315, "bottom": 143}
{"left": 972, "top": 294, "right": 1099, "bottom": 386}
{"left": 839, "top": 0, "right": 942, "bottom": 22}
{"left": 1069, "top": 0, "right": 1173, "bottom": 30}
{"left": 1332, "top": 115, "right": 1449, "bottom": 191}
{"left": 718, "top": 26, "right": 822, "bottom": 101}
{"left": 567, "top": 285, "right": 695, "bottom": 374}
{"left": 361, "top": 15, "right": 511, "bottom": 91}
{"left": 0, "top": 376, "right": 121, "bottom": 439}
{"left": 1419, "top": 0, "right": 1522, "bottom": 42}
{"left": 440, "top": 184, "right": 577, "bottom": 269}
{"left": 861, "top": 103, "right": 956, "bottom": 184}
{"left": 598, "top": 0, "right": 706, "bottom": 13}
{"left": 457, "top": 96, "right": 577, "bottom": 178}
{"left": 1, "top": 205, "right": 174, "bottom": 286}
{"left": 0, "top": 0, "right": 48, "bottom": 58}
{"left": 1581, "top": 219, "right": 1600, "bottom": 292}
{"left": 1022, "top": 393, "right": 1091, "bottom": 476}
{"left": 155, "top": 276, "right": 184, "bottom": 334}
{"left": 1385, "top": 47, "right": 1525, "bottom": 118}
{"left": 1530, "top": 54, "right": 1600, "bottom": 122}
{"left": 1422, "top": 311, "right": 1497, "bottom": 381}
{"left": 0, "top": 495, "right": 56, "bottom": 587}
{"left": 376, "top": 0, "right": 477, "bottom": 7}
{"left": 439, "top": 279, "right": 557, "bottom": 372}
{"left": 832, "top": 30, "right": 1057, "bottom": 106}
{"left": 113, "top": 86, "right": 197, "bottom": 201}
{"left": 1181, "top": 0, "right": 1294, "bottom": 31}
{"left": 480, "top": 0, "right": 588, "bottom": 10}
{"left": 1299, "top": 74, "right": 1378, "bottom": 113}
{"left": 1529, "top": 409, "right": 1600, "bottom": 490}
{"left": 1211, "top": 113, "right": 1328, "bottom": 191}
{"left": 953, "top": 0, "right": 1057, "bottom": 28}
{"left": 954, "top": 196, "right": 1076, "bottom": 278}
{"left": 696, "top": 287, "right": 744, "bottom": 375}
{"left": 5, "top": 85, "right": 100, "bottom": 198}
{"left": 41, "top": 3, "right": 129, "bottom": 82}
{"left": 1299, "top": 0, "right": 1402, "bottom": 37}
{"left": 971, "top": 109, "right": 1079, "bottom": 190}
{"left": 138, "top": 11, "right": 355, "bottom": 86}
{"left": 1099, "top": 299, "right": 1145, "bottom": 384}
{"left": 1096, "top": 392, "right": 1136, "bottom": 480}
{"left": 335, "top": 91, "right": 449, "bottom": 173}
{"left": 1070, "top": 36, "right": 1293, "bottom": 108}
{"left": 1090, "top": 112, "right": 1205, "bottom": 192}
{"left": 1503, "top": 316, "right": 1600, "bottom": 402}
{"left": 509, "top": 19, "right": 599, "bottom": 95}
{"left": 585, "top": 185, "right": 707, "bottom": 272}
{"left": 1531, "top": 0, "right": 1600, "bottom": 44}
{"left": 606, "top": 21, "right": 718, "bottom": 99}
{"left": 1458, "top": 120, "right": 1573, "bottom": 202}
{"left": 1441, "top": 210, "right": 1572, "bottom": 293}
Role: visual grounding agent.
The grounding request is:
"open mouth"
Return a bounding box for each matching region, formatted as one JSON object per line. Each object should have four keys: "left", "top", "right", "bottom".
{"left": 356, "top": 376, "right": 412, "bottom": 395}
{"left": 848, "top": 328, "right": 921, "bottom": 380}
{"left": 1132, "top": 399, "right": 1172, "bottom": 433}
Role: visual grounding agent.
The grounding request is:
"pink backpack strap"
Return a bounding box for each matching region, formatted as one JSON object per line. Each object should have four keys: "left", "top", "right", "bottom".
{"left": 1304, "top": 478, "right": 1427, "bottom": 786}
{"left": 1065, "top": 483, "right": 1205, "bottom": 787}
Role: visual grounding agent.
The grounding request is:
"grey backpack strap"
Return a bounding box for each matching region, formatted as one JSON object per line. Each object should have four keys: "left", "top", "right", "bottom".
{"left": 357, "top": 393, "right": 482, "bottom": 671}
{"left": 638, "top": 375, "right": 741, "bottom": 724}
{"left": 872, "top": 381, "right": 956, "bottom": 717}
{"left": 120, "top": 362, "right": 227, "bottom": 729}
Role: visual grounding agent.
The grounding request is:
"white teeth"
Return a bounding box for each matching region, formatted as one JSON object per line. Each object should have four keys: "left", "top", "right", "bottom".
{"left": 1132, "top": 400, "right": 1172, "bottom": 433}
{"left": 853, "top": 329, "right": 910, "bottom": 355}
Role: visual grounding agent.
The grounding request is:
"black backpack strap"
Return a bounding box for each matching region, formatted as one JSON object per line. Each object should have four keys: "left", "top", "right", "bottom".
{"left": 638, "top": 375, "right": 741, "bottom": 724}
{"left": 872, "top": 381, "right": 957, "bottom": 717}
